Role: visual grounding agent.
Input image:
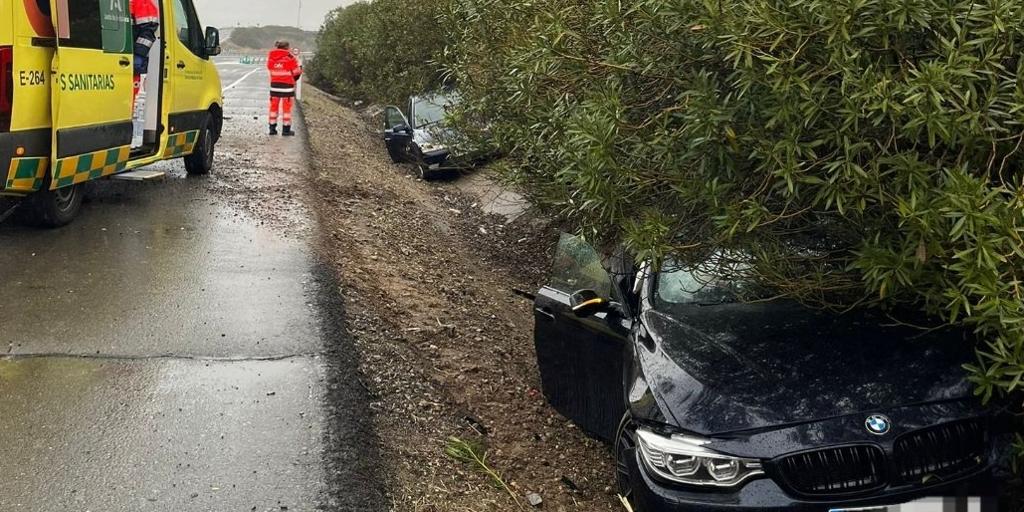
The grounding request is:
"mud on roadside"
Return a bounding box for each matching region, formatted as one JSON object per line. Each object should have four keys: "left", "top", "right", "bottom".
{"left": 300, "top": 87, "right": 622, "bottom": 511}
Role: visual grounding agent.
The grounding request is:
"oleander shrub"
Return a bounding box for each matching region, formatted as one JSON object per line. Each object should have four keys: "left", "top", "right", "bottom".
{"left": 308, "top": 0, "right": 446, "bottom": 105}
{"left": 441, "top": 0, "right": 1024, "bottom": 466}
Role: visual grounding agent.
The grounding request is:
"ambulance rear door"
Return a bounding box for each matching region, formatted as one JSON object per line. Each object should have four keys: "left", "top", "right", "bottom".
{"left": 48, "top": 0, "right": 134, "bottom": 189}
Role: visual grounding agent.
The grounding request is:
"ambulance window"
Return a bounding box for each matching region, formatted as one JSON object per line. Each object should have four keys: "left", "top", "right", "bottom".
{"left": 64, "top": 2, "right": 103, "bottom": 49}
{"left": 172, "top": 0, "right": 205, "bottom": 57}
{"left": 62, "top": 0, "right": 131, "bottom": 52}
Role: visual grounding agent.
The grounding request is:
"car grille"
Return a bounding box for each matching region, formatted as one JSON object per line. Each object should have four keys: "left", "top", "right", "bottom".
{"left": 774, "top": 445, "right": 887, "bottom": 496}
{"left": 771, "top": 419, "right": 989, "bottom": 498}
{"left": 893, "top": 419, "right": 988, "bottom": 484}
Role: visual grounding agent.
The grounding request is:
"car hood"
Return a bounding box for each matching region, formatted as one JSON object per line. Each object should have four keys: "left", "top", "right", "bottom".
{"left": 638, "top": 302, "right": 975, "bottom": 436}
{"left": 413, "top": 125, "right": 452, "bottom": 147}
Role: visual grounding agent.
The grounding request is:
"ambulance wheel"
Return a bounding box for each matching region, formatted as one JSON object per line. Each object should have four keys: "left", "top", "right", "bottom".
{"left": 26, "top": 183, "right": 83, "bottom": 228}
{"left": 185, "top": 124, "right": 215, "bottom": 175}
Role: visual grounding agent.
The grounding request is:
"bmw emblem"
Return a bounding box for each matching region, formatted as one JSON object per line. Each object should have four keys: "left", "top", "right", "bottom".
{"left": 865, "top": 414, "right": 892, "bottom": 436}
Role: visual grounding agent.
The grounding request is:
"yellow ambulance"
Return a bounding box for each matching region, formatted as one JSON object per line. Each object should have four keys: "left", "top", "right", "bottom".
{"left": 1, "top": 0, "right": 223, "bottom": 226}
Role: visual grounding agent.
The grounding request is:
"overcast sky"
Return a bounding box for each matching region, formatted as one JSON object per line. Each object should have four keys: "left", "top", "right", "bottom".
{"left": 193, "top": 0, "right": 356, "bottom": 31}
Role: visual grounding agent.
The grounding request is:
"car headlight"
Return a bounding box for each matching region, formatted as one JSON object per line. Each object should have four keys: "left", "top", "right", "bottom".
{"left": 635, "top": 428, "right": 764, "bottom": 487}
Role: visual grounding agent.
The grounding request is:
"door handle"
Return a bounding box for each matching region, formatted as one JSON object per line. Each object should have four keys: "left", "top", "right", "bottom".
{"left": 535, "top": 307, "right": 556, "bottom": 321}
{"left": 176, "top": 61, "right": 186, "bottom": 69}
{"left": 119, "top": 57, "right": 131, "bottom": 67}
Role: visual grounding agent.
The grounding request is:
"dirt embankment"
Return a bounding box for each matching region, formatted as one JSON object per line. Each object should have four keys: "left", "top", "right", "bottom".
{"left": 301, "top": 87, "right": 622, "bottom": 512}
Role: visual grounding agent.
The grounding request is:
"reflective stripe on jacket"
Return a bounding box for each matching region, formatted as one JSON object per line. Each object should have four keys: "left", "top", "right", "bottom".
{"left": 130, "top": 0, "right": 159, "bottom": 75}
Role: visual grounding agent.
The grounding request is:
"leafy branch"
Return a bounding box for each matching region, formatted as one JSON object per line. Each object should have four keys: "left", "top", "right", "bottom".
{"left": 444, "top": 436, "right": 524, "bottom": 510}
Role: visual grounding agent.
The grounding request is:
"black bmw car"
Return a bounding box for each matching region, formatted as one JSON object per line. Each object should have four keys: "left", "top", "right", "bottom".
{"left": 532, "top": 234, "right": 1014, "bottom": 511}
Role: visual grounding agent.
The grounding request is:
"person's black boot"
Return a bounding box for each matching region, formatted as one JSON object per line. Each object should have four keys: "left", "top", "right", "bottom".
{"left": 282, "top": 125, "right": 295, "bottom": 137}
{"left": 269, "top": 123, "right": 278, "bottom": 135}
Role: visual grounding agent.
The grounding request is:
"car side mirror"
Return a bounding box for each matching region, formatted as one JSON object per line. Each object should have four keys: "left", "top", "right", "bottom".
{"left": 205, "top": 27, "right": 221, "bottom": 56}
{"left": 570, "top": 289, "right": 611, "bottom": 318}
{"left": 392, "top": 123, "right": 411, "bottom": 134}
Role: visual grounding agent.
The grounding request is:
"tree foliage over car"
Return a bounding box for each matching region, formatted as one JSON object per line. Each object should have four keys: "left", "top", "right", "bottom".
{"left": 441, "top": 0, "right": 1024, "bottom": 421}
{"left": 311, "top": 0, "right": 1024, "bottom": 464}
{"left": 306, "top": 0, "right": 446, "bottom": 106}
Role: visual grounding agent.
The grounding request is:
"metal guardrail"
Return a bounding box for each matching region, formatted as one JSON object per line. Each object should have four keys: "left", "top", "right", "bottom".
{"left": 230, "top": 52, "right": 313, "bottom": 66}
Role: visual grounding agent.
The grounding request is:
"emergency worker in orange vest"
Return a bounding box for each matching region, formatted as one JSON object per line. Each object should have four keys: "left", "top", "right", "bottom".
{"left": 267, "top": 41, "right": 302, "bottom": 136}
{"left": 131, "top": 0, "right": 160, "bottom": 100}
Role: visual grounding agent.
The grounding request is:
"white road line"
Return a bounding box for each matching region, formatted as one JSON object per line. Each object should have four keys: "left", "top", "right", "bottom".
{"left": 223, "top": 68, "right": 261, "bottom": 93}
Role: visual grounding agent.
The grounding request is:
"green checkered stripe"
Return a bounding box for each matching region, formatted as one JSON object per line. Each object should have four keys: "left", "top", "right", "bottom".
{"left": 164, "top": 130, "right": 199, "bottom": 158}
{"left": 5, "top": 157, "right": 49, "bottom": 193}
{"left": 51, "top": 146, "right": 131, "bottom": 190}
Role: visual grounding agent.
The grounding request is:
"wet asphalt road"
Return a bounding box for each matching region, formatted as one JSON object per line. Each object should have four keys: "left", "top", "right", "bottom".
{"left": 0, "top": 60, "right": 381, "bottom": 511}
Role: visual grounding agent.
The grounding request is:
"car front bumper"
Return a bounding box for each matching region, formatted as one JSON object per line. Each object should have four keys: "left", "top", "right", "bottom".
{"left": 419, "top": 147, "right": 493, "bottom": 171}
{"left": 420, "top": 149, "right": 454, "bottom": 169}
{"left": 627, "top": 450, "right": 1002, "bottom": 512}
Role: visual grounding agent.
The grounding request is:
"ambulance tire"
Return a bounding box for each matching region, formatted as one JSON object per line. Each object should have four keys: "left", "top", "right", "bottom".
{"left": 184, "top": 124, "right": 215, "bottom": 175}
{"left": 25, "top": 183, "right": 83, "bottom": 228}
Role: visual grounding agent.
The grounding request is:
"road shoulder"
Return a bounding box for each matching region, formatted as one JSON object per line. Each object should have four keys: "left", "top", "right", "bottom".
{"left": 300, "top": 87, "right": 621, "bottom": 511}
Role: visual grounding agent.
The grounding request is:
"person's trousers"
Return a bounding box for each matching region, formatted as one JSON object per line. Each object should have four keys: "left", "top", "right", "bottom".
{"left": 269, "top": 96, "right": 293, "bottom": 126}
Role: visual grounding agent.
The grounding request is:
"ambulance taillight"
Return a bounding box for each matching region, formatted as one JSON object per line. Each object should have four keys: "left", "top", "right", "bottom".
{"left": 0, "top": 46, "right": 12, "bottom": 132}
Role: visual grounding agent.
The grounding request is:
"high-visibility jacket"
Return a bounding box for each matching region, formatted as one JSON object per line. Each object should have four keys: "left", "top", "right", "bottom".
{"left": 130, "top": 0, "right": 159, "bottom": 75}
{"left": 131, "top": 0, "right": 160, "bottom": 26}
{"left": 267, "top": 49, "right": 302, "bottom": 98}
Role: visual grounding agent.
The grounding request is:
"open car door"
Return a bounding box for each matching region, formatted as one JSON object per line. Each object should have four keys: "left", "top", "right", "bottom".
{"left": 49, "top": 0, "right": 134, "bottom": 190}
{"left": 533, "top": 233, "right": 631, "bottom": 441}
{"left": 383, "top": 106, "right": 412, "bottom": 163}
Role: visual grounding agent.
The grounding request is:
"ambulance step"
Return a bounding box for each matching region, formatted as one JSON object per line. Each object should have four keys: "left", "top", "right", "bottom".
{"left": 111, "top": 170, "right": 167, "bottom": 181}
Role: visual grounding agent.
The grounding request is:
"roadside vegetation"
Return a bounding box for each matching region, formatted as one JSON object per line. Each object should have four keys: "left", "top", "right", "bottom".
{"left": 306, "top": 0, "right": 446, "bottom": 105}
{"left": 444, "top": 437, "right": 523, "bottom": 509}
{"left": 313, "top": 0, "right": 1024, "bottom": 472}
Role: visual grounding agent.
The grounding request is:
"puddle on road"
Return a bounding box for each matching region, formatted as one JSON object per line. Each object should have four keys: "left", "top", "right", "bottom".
{"left": 0, "top": 356, "right": 327, "bottom": 510}
{"left": 0, "top": 180, "right": 319, "bottom": 358}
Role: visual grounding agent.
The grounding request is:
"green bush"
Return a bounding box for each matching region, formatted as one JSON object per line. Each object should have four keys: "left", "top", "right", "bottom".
{"left": 442, "top": 0, "right": 1023, "bottom": 460}
{"left": 308, "top": 0, "right": 447, "bottom": 105}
